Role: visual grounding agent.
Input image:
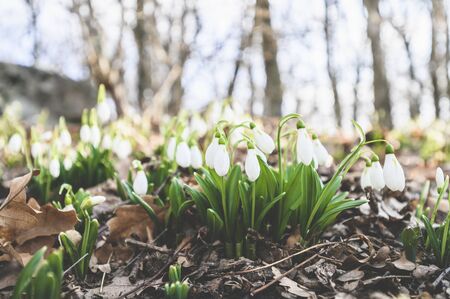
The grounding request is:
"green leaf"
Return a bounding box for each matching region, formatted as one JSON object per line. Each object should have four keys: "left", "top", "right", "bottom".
{"left": 207, "top": 208, "right": 224, "bottom": 239}
{"left": 226, "top": 165, "right": 242, "bottom": 232}
{"left": 12, "top": 246, "right": 46, "bottom": 299}
{"left": 255, "top": 192, "right": 285, "bottom": 231}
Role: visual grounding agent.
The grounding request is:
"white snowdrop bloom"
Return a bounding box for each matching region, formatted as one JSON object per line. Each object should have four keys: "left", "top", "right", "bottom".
{"left": 361, "top": 164, "right": 372, "bottom": 190}
{"left": 213, "top": 143, "right": 230, "bottom": 176}
{"left": 436, "top": 167, "right": 445, "bottom": 189}
{"left": 245, "top": 148, "right": 260, "bottom": 182}
{"left": 49, "top": 158, "right": 61, "bottom": 178}
{"left": 101, "top": 134, "right": 112, "bottom": 149}
{"left": 190, "top": 145, "right": 203, "bottom": 169}
{"left": 368, "top": 158, "right": 385, "bottom": 190}
{"left": 181, "top": 128, "right": 190, "bottom": 140}
{"left": 296, "top": 127, "right": 313, "bottom": 165}
{"left": 255, "top": 148, "right": 267, "bottom": 163}
{"left": 253, "top": 127, "right": 275, "bottom": 154}
{"left": 31, "top": 142, "right": 43, "bottom": 158}
{"left": 133, "top": 170, "right": 148, "bottom": 195}
{"left": 190, "top": 116, "right": 207, "bottom": 137}
{"left": 167, "top": 137, "right": 177, "bottom": 161}
{"left": 312, "top": 136, "right": 329, "bottom": 166}
{"left": 383, "top": 151, "right": 405, "bottom": 192}
{"left": 90, "top": 195, "right": 106, "bottom": 206}
{"left": 229, "top": 127, "right": 243, "bottom": 146}
{"left": 59, "top": 130, "right": 72, "bottom": 147}
{"left": 115, "top": 139, "right": 132, "bottom": 159}
{"left": 312, "top": 154, "right": 319, "bottom": 170}
{"left": 97, "top": 101, "right": 111, "bottom": 124}
{"left": 176, "top": 141, "right": 191, "bottom": 168}
{"left": 205, "top": 137, "right": 219, "bottom": 168}
{"left": 63, "top": 156, "right": 73, "bottom": 170}
{"left": 106, "top": 98, "right": 118, "bottom": 121}
{"left": 90, "top": 126, "right": 101, "bottom": 147}
{"left": 42, "top": 131, "right": 53, "bottom": 141}
{"left": 7, "top": 133, "right": 22, "bottom": 153}
{"left": 80, "top": 125, "right": 91, "bottom": 143}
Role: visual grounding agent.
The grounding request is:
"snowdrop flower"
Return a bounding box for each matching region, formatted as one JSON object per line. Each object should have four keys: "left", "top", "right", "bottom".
{"left": 436, "top": 167, "right": 445, "bottom": 190}
{"left": 383, "top": 145, "right": 405, "bottom": 192}
{"left": 190, "top": 115, "right": 207, "bottom": 137}
{"left": 368, "top": 155, "right": 385, "bottom": 190}
{"left": 7, "top": 133, "right": 22, "bottom": 153}
{"left": 205, "top": 134, "right": 220, "bottom": 168}
{"left": 80, "top": 125, "right": 91, "bottom": 143}
{"left": 361, "top": 161, "right": 372, "bottom": 190}
{"left": 102, "top": 134, "right": 112, "bottom": 149}
{"left": 49, "top": 158, "right": 61, "bottom": 178}
{"left": 90, "top": 126, "right": 101, "bottom": 147}
{"left": 97, "top": 101, "right": 111, "bottom": 124}
{"left": 245, "top": 144, "right": 260, "bottom": 182}
{"left": 251, "top": 123, "right": 275, "bottom": 154}
{"left": 59, "top": 129, "right": 72, "bottom": 147}
{"left": 296, "top": 121, "right": 313, "bottom": 165}
{"left": 132, "top": 161, "right": 148, "bottom": 195}
{"left": 190, "top": 144, "right": 203, "bottom": 169}
{"left": 115, "top": 139, "right": 132, "bottom": 159}
{"left": 31, "top": 142, "right": 43, "bottom": 158}
{"left": 63, "top": 156, "right": 73, "bottom": 171}
{"left": 312, "top": 134, "right": 329, "bottom": 166}
{"left": 167, "top": 137, "right": 177, "bottom": 161}
{"left": 106, "top": 98, "right": 118, "bottom": 121}
{"left": 213, "top": 139, "right": 230, "bottom": 176}
{"left": 176, "top": 141, "right": 191, "bottom": 168}
{"left": 90, "top": 195, "right": 106, "bottom": 206}
{"left": 181, "top": 128, "right": 190, "bottom": 141}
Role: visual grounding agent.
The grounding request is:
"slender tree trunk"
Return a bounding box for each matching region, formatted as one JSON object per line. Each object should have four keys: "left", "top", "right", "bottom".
{"left": 363, "top": 0, "right": 393, "bottom": 129}
{"left": 353, "top": 62, "right": 362, "bottom": 121}
{"left": 255, "top": 0, "right": 283, "bottom": 117}
{"left": 324, "top": 0, "right": 342, "bottom": 127}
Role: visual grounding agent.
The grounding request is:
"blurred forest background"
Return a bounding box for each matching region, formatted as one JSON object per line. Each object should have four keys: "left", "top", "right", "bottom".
{"left": 1, "top": 0, "right": 450, "bottom": 133}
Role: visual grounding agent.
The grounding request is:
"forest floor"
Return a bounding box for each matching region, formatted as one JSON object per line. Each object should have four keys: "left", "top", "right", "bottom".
{"left": 0, "top": 150, "right": 449, "bottom": 298}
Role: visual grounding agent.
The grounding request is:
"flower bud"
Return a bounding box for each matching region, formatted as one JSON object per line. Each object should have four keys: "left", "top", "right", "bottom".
{"left": 436, "top": 167, "right": 445, "bottom": 190}
{"left": 245, "top": 148, "right": 260, "bottom": 182}
{"left": 80, "top": 125, "right": 91, "bottom": 143}
{"left": 368, "top": 155, "right": 385, "bottom": 190}
{"left": 213, "top": 143, "right": 230, "bottom": 176}
{"left": 7, "top": 133, "right": 22, "bottom": 153}
{"left": 133, "top": 170, "right": 148, "bottom": 195}
{"left": 296, "top": 128, "right": 313, "bottom": 165}
{"left": 49, "top": 158, "right": 61, "bottom": 178}
{"left": 205, "top": 137, "right": 219, "bottom": 168}
{"left": 253, "top": 128, "right": 275, "bottom": 154}
{"left": 176, "top": 141, "right": 191, "bottom": 168}
{"left": 190, "top": 145, "right": 203, "bottom": 169}
{"left": 167, "top": 137, "right": 177, "bottom": 161}
{"left": 383, "top": 151, "right": 405, "bottom": 192}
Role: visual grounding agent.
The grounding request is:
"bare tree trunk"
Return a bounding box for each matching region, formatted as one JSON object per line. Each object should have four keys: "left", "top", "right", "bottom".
{"left": 353, "top": 62, "right": 362, "bottom": 121}
{"left": 324, "top": 0, "right": 342, "bottom": 127}
{"left": 25, "top": 0, "right": 39, "bottom": 64}
{"left": 255, "top": 0, "right": 283, "bottom": 117}
{"left": 363, "top": 0, "right": 392, "bottom": 129}
{"left": 134, "top": 0, "right": 152, "bottom": 110}
{"left": 430, "top": 0, "right": 447, "bottom": 119}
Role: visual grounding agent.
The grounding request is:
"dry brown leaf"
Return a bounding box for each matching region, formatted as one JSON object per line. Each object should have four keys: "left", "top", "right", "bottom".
{"left": 392, "top": 254, "right": 416, "bottom": 271}
{"left": 337, "top": 269, "right": 365, "bottom": 282}
{"left": 272, "top": 267, "right": 315, "bottom": 298}
{"left": 0, "top": 171, "right": 77, "bottom": 265}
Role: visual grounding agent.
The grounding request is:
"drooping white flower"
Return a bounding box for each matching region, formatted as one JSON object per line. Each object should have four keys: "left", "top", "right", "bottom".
{"left": 133, "top": 170, "right": 148, "bottom": 195}
{"left": 312, "top": 135, "right": 329, "bottom": 166}
{"left": 368, "top": 156, "right": 385, "bottom": 190}
{"left": 31, "top": 142, "right": 43, "bottom": 158}
{"left": 213, "top": 143, "right": 230, "bottom": 176}
{"left": 90, "top": 195, "right": 106, "bottom": 206}
{"left": 59, "top": 130, "right": 72, "bottom": 147}
{"left": 176, "top": 141, "right": 191, "bottom": 168}
{"left": 205, "top": 136, "right": 219, "bottom": 168}
{"left": 361, "top": 163, "right": 372, "bottom": 190}
{"left": 7, "top": 133, "right": 22, "bottom": 153}
{"left": 80, "top": 125, "right": 91, "bottom": 143}
{"left": 190, "top": 145, "right": 203, "bottom": 169}
{"left": 90, "top": 126, "right": 101, "bottom": 147}
{"left": 97, "top": 101, "right": 111, "bottom": 124}
{"left": 106, "top": 98, "right": 118, "bottom": 121}
{"left": 115, "top": 139, "right": 132, "bottom": 159}
{"left": 296, "top": 122, "right": 313, "bottom": 165}
{"left": 102, "top": 134, "right": 112, "bottom": 149}
{"left": 252, "top": 125, "right": 275, "bottom": 154}
{"left": 245, "top": 148, "right": 260, "bottom": 182}
{"left": 49, "top": 158, "right": 61, "bottom": 178}
{"left": 436, "top": 167, "right": 445, "bottom": 189}
{"left": 167, "top": 137, "right": 177, "bottom": 161}
{"left": 63, "top": 157, "right": 73, "bottom": 171}
{"left": 383, "top": 146, "right": 405, "bottom": 192}
{"left": 190, "top": 115, "right": 207, "bottom": 137}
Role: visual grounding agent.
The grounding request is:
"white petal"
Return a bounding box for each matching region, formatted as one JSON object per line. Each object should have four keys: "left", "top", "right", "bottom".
{"left": 361, "top": 167, "right": 372, "bottom": 189}
{"left": 383, "top": 154, "right": 405, "bottom": 191}
{"left": 254, "top": 129, "right": 275, "bottom": 154}
{"left": 369, "top": 161, "right": 385, "bottom": 190}
{"left": 245, "top": 149, "right": 261, "bottom": 182}
{"left": 255, "top": 148, "right": 267, "bottom": 163}
{"left": 190, "top": 146, "right": 203, "bottom": 169}
{"left": 133, "top": 170, "right": 148, "bottom": 195}
{"left": 102, "top": 134, "right": 112, "bottom": 149}
{"left": 8, "top": 134, "right": 22, "bottom": 153}
{"left": 97, "top": 101, "right": 111, "bottom": 124}
{"left": 63, "top": 157, "right": 73, "bottom": 170}
{"left": 436, "top": 167, "right": 445, "bottom": 189}
{"left": 296, "top": 128, "right": 313, "bottom": 165}
{"left": 176, "top": 142, "right": 191, "bottom": 168}
{"left": 90, "top": 126, "right": 101, "bottom": 147}
{"left": 49, "top": 159, "right": 61, "bottom": 178}
{"left": 313, "top": 139, "right": 329, "bottom": 165}
{"left": 91, "top": 195, "right": 106, "bottom": 205}
{"left": 167, "top": 137, "right": 177, "bottom": 161}
{"left": 59, "top": 130, "right": 72, "bottom": 147}
{"left": 31, "top": 142, "right": 43, "bottom": 158}
{"left": 214, "top": 145, "right": 230, "bottom": 176}
{"left": 80, "top": 125, "right": 91, "bottom": 143}
{"left": 205, "top": 137, "right": 219, "bottom": 168}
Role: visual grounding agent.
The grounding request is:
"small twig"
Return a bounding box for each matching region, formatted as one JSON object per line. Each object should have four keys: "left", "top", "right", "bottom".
{"left": 432, "top": 266, "right": 450, "bottom": 288}
{"left": 100, "top": 253, "right": 113, "bottom": 293}
{"left": 63, "top": 253, "right": 89, "bottom": 276}
{"left": 125, "top": 238, "right": 172, "bottom": 253}
{"left": 363, "top": 275, "right": 411, "bottom": 285}
{"left": 251, "top": 251, "right": 321, "bottom": 296}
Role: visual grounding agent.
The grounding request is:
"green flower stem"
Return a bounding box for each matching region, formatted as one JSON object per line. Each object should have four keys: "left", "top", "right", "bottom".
{"left": 431, "top": 177, "right": 449, "bottom": 225}
{"left": 220, "top": 176, "right": 231, "bottom": 256}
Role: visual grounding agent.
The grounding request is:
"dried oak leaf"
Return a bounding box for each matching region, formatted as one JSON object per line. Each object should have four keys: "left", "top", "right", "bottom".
{"left": 0, "top": 171, "right": 77, "bottom": 265}
{"left": 392, "top": 254, "right": 416, "bottom": 271}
